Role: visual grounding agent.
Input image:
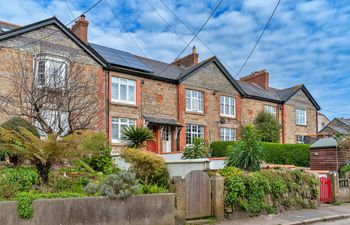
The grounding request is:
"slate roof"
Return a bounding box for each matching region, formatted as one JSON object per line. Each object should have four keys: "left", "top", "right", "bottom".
{"left": 0, "top": 16, "right": 320, "bottom": 109}
{"left": 144, "top": 116, "right": 182, "bottom": 127}
{"left": 338, "top": 118, "right": 350, "bottom": 127}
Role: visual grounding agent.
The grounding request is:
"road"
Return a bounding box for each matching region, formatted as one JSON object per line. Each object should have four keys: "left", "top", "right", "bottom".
{"left": 313, "top": 218, "right": 350, "bottom": 225}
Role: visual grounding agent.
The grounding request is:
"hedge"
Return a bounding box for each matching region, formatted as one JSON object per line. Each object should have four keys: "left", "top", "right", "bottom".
{"left": 211, "top": 141, "right": 310, "bottom": 167}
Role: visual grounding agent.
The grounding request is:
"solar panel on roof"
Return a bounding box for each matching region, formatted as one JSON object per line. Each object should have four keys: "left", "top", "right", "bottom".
{"left": 90, "top": 43, "right": 152, "bottom": 73}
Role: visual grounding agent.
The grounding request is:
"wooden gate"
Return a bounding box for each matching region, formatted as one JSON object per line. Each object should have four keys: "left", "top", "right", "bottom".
{"left": 185, "top": 171, "right": 211, "bottom": 219}
{"left": 319, "top": 177, "right": 332, "bottom": 203}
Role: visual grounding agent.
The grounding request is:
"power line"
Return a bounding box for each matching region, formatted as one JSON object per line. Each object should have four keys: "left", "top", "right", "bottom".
{"left": 158, "top": 0, "right": 224, "bottom": 75}
{"left": 144, "top": 0, "right": 190, "bottom": 49}
{"left": 104, "top": 0, "right": 147, "bottom": 57}
{"left": 65, "top": 0, "right": 76, "bottom": 20}
{"left": 234, "top": 0, "right": 281, "bottom": 78}
{"left": 159, "top": 0, "right": 234, "bottom": 71}
{"left": 14, "top": 0, "right": 103, "bottom": 50}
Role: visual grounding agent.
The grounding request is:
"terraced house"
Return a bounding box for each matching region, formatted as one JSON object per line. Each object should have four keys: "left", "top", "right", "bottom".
{"left": 0, "top": 16, "right": 321, "bottom": 154}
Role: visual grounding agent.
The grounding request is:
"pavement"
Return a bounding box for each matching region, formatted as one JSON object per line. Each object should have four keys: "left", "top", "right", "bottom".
{"left": 216, "top": 203, "right": 350, "bottom": 225}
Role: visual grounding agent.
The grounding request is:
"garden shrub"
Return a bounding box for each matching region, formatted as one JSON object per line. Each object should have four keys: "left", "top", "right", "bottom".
{"left": 339, "top": 165, "right": 350, "bottom": 178}
{"left": 0, "top": 167, "right": 39, "bottom": 193}
{"left": 182, "top": 138, "right": 208, "bottom": 159}
{"left": 100, "top": 171, "right": 139, "bottom": 198}
{"left": 223, "top": 169, "right": 319, "bottom": 216}
{"left": 211, "top": 141, "right": 236, "bottom": 157}
{"left": 81, "top": 133, "right": 114, "bottom": 174}
{"left": 139, "top": 184, "right": 169, "bottom": 194}
{"left": 225, "top": 125, "right": 264, "bottom": 171}
{"left": 121, "top": 148, "right": 170, "bottom": 187}
{"left": 218, "top": 166, "right": 241, "bottom": 179}
{"left": 122, "top": 126, "right": 154, "bottom": 148}
{"left": 254, "top": 112, "right": 280, "bottom": 143}
{"left": 211, "top": 141, "right": 310, "bottom": 167}
{"left": 16, "top": 191, "right": 84, "bottom": 219}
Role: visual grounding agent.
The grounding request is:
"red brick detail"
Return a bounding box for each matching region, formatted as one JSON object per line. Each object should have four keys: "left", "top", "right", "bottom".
{"left": 136, "top": 118, "right": 143, "bottom": 127}
{"left": 236, "top": 95, "right": 242, "bottom": 121}
{"left": 204, "top": 125, "right": 208, "bottom": 141}
{"left": 96, "top": 66, "right": 104, "bottom": 130}
{"left": 156, "top": 126, "right": 161, "bottom": 154}
{"left": 240, "top": 70, "right": 269, "bottom": 90}
{"left": 70, "top": 15, "right": 89, "bottom": 43}
{"left": 203, "top": 90, "right": 208, "bottom": 114}
{"left": 281, "top": 105, "right": 286, "bottom": 143}
{"left": 178, "top": 84, "right": 186, "bottom": 151}
{"left": 136, "top": 79, "right": 141, "bottom": 107}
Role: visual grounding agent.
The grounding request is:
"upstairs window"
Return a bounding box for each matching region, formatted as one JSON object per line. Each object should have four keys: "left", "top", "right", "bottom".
{"left": 264, "top": 105, "right": 277, "bottom": 117}
{"left": 111, "top": 117, "right": 136, "bottom": 143}
{"left": 296, "top": 108, "right": 307, "bottom": 126}
{"left": 111, "top": 77, "right": 136, "bottom": 105}
{"left": 35, "top": 55, "right": 68, "bottom": 88}
{"left": 186, "top": 89, "right": 204, "bottom": 113}
{"left": 220, "top": 96, "right": 235, "bottom": 117}
{"left": 186, "top": 124, "right": 204, "bottom": 144}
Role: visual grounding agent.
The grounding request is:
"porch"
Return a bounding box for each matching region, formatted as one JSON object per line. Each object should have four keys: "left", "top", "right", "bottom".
{"left": 144, "top": 116, "right": 182, "bottom": 154}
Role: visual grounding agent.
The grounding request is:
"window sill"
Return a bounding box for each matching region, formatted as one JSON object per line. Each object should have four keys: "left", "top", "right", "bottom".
{"left": 220, "top": 114, "right": 236, "bottom": 119}
{"left": 110, "top": 101, "right": 138, "bottom": 108}
{"left": 185, "top": 111, "right": 205, "bottom": 116}
{"left": 296, "top": 124, "right": 307, "bottom": 127}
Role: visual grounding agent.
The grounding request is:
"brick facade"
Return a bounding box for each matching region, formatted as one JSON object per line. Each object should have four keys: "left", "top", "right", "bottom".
{"left": 0, "top": 23, "right": 106, "bottom": 130}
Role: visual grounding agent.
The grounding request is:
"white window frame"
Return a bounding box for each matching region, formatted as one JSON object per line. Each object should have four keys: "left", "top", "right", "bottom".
{"left": 185, "top": 124, "right": 204, "bottom": 144}
{"left": 186, "top": 89, "right": 204, "bottom": 113}
{"left": 111, "top": 117, "right": 136, "bottom": 143}
{"left": 220, "top": 128, "right": 236, "bottom": 141}
{"left": 34, "top": 54, "right": 68, "bottom": 88}
{"left": 220, "top": 96, "right": 236, "bottom": 117}
{"left": 35, "top": 110, "right": 69, "bottom": 138}
{"left": 296, "top": 108, "right": 307, "bottom": 126}
{"left": 111, "top": 77, "right": 136, "bottom": 105}
{"left": 296, "top": 135, "right": 305, "bottom": 144}
{"left": 264, "top": 105, "right": 277, "bottom": 117}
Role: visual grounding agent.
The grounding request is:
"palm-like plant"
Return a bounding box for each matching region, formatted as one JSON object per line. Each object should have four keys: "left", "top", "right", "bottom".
{"left": 0, "top": 127, "right": 95, "bottom": 184}
{"left": 182, "top": 138, "right": 208, "bottom": 159}
{"left": 225, "top": 125, "right": 264, "bottom": 171}
{"left": 122, "top": 126, "right": 155, "bottom": 148}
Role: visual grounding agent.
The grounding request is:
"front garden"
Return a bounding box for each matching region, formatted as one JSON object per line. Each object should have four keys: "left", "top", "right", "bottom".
{"left": 0, "top": 118, "right": 169, "bottom": 220}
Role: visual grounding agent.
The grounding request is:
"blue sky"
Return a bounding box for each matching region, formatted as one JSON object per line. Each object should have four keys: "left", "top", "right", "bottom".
{"left": 0, "top": 0, "right": 349, "bottom": 120}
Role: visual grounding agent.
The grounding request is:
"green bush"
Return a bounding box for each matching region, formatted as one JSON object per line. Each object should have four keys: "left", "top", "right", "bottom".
{"left": 81, "top": 133, "right": 114, "bottom": 174}
{"left": 223, "top": 170, "right": 318, "bottom": 215}
{"left": 211, "top": 141, "right": 236, "bottom": 157}
{"left": 225, "top": 125, "right": 264, "bottom": 171}
{"left": 182, "top": 138, "right": 208, "bottom": 159}
{"left": 254, "top": 112, "right": 280, "bottom": 143}
{"left": 0, "top": 167, "right": 39, "bottom": 193}
{"left": 211, "top": 141, "right": 310, "bottom": 167}
{"left": 139, "top": 184, "right": 169, "bottom": 194}
{"left": 262, "top": 143, "right": 310, "bottom": 167}
{"left": 339, "top": 165, "right": 350, "bottom": 178}
{"left": 121, "top": 148, "right": 170, "bottom": 187}
{"left": 1, "top": 117, "right": 40, "bottom": 137}
{"left": 218, "top": 166, "right": 242, "bottom": 179}
{"left": 100, "top": 171, "right": 139, "bottom": 198}
{"left": 16, "top": 191, "right": 84, "bottom": 219}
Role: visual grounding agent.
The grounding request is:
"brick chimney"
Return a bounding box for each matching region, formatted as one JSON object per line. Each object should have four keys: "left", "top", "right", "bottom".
{"left": 171, "top": 46, "right": 199, "bottom": 68}
{"left": 240, "top": 70, "right": 269, "bottom": 90}
{"left": 71, "top": 15, "right": 89, "bottom": 43}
